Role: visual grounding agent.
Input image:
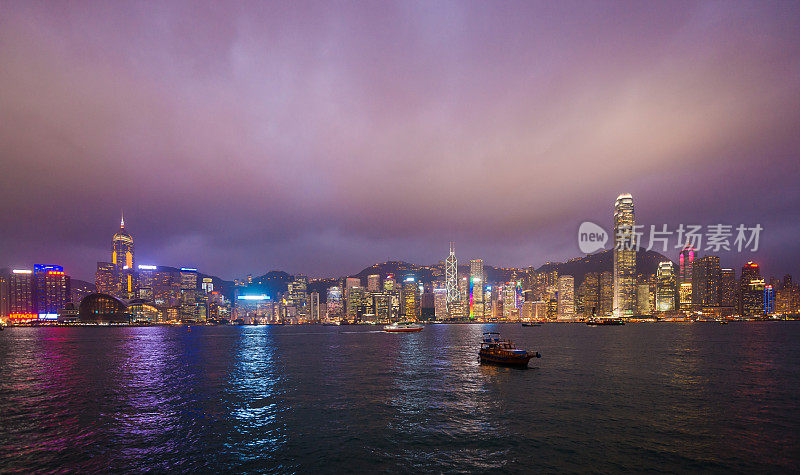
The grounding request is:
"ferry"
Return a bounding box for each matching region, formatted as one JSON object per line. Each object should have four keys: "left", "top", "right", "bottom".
{"left": 383, "top": 322, "right": 424, "bottom": 333}
{"left": 479, "top": 332, "right": 540, "bottom": 368}
{"left": 586, "top": 318, "right": 625, "bottom": 326}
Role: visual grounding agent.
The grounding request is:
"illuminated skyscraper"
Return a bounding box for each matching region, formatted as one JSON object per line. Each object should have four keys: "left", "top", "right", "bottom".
{"left": 739, "top": 262, "right": 765, "bottom": 317}
{"left": 112, "top": 213, "right": 134, "bottom": 269}
{"left": 401, "top": 275, "right": 419, "bottom": 321}
{"left": 326, "top": 286, "right": 342, "bottom": 321}
{"left": 180, "top": 268, "right": 199, "bottom": 320}
{"left": 8, "top": 269, "right": 34, "bottom": 319}
{"left": 469, "top": 259, "right": 484, "bottom": 319}
{"left": 433, "top": 288, "right": 447, "bottom": 319}
{"left": 613, "top": 194, "right": 636, "bottom": 316}
{"left": 367, "top": 274, "right": 380, "bottom": 292}
{"left": 692, "top": 256, "right": 721, "bottom": 308}
{"left": 599, "top": 271, "right": 613, "bottom": 316}
{"left": 445, "top": 243, "right": 458, "bottom": 310}
{"left": 557, "top": 275, "right": 575, "bottom": 320}
{"left": 720, "top": 268, "right": 736, "bottom": 308}
{"left": 309, "top": 292, "right": 320, "bottom": 322}
{"left": 577, "top": 272, "right": 599, "bottom": 317}
{"left": 33, "top": 264, "right": 70, "bottom": 318}
{"left": 656, "top": 261, "right": 676, "bottom": 312}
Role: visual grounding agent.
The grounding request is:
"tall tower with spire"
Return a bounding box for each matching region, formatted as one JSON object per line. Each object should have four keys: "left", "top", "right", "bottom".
{"left": 112, "top": 212, "right": 134, "bottom": 269}
{"left": 445, "top": 242, "right": 458, "bottom": 306}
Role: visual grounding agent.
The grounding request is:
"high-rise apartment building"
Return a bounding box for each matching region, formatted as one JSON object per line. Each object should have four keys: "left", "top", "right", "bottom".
{"left": 613, "top": 194, "right": 636, "bottom": 316}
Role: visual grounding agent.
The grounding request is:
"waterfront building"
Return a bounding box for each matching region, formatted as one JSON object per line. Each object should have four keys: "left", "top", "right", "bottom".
{"left": 599, "top": 271, "right": 613, "bottom": 316}
{"left": 433, "top": 288, "right": 447, "bottom": 320}
{"left": 326, "top": 286, "right": 342, "bottom": 321}
{"left": 656, "top": 261, "right": 676, "bottom": 312}
{"left": 678, "top": 245, "right": 696, "bottom": 304}
{"left": 180, "top": 267, "right": 199, "bottom": 320}
{"left": 346, "top": 286, "right": 364, "bottom": 321}
{"left": 692, "top": 256, "right": 721, "bottom": 308}
{"left": 637, "top": 283, "right": 652, "bottom": 314}
{"left": 0, "top": 270, "right": 9, "bottom": 318}
{"left": 33, "top": 264, "right": 70, "bottom": 319}
{"left": 739, "top": 262, "right": 765, "bottom": 317}
{"left": 613, "top": 194, "right": 637, "bottom": 316}
{"left": 374, "top": 291, "right": 392, "bottom": 321}
{"left": 445, "top": 243, "right": 459, "bottom": 315}
{"left": 577, "top": 272, "right": 599, "bottom": 317}
{"left": 309, "top": 292, "right": 320, "bottom": 322}
{"left": 401, "top": 275, "right": 419, "bottom": 321}
{"left": 557, "top": 275, "right": 575, "bottom": 320}
{"left": 469, "top": 259, "right": 485, "bottom": 319}
{"left": 8, "top": 269, "right": 35, "bottom": 321}
{"left": 764, "top": 285, "right": 774, "bottom": 315}
{"left": 720, "top": 268, "right": 736, "bottom": 308}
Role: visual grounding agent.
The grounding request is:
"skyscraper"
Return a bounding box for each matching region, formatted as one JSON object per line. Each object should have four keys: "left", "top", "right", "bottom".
{"left": 720, "top": 268, "right": 736, "bottom": 308}
{"left": 445, "top": 243, "right": 458, "bottom": 312}
{"left": 557, "top": 275, "right": 575, "bottom": 320}
{"left": 739, "top": 262, "right": 765, "bottom": 317}
{"left": 613, "top": 194, "right": 636, "bottom": 316}
{"left": 469, "top": 259, "right": 484, "bottom": 319}
{"left": 309, "top": 292, "right": 320, "bottom": 322}
{"left": 656, "top": 261, "right": 676, "bottom": 312}
{"left": 8, "top": 269, "right": 34, "bottom": 320}
{"left": 692, "top": 255, "right": 721, "bottom": 308}
{"left": 33, "top": 264, "right": 70, "bottom": 318}
{"left": 112, "top": 213, "right": 134, "bottom": 269}
{"left": 401, "top": 275, "right": 419, "bottom": 321}
{"left": 433, "top": 288, "right": 447, "bottom": 320}
{"left": 367, "top": 274, "right": 380, "bottom": 292}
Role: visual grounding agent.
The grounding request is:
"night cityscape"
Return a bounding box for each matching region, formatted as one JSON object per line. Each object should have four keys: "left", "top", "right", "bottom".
{"left": 1, "top": 1, "right": 799, "bottom": 473}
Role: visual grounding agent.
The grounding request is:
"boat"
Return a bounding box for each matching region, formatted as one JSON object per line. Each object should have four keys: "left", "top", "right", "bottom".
{"left": 521, "top": 322, "right": 541, "bottom": 327}
{"left": 586, "top": 318, "right": 625, "bottom": 326}
{"left": 383, "top": 322, "right": 424, "bottom": 332}
{"left": 479, "top": 332, "right": 540, "bottom": 368}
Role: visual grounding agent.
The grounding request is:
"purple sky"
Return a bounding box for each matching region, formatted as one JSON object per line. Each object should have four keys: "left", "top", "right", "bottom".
{"left": 1, "top": 0, "right": 799, "bottom": 281}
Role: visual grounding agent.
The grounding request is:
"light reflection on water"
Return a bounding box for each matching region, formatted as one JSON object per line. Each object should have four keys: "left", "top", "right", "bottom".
{"left": 0, "top": 323, "right": 798, "bottom": 472}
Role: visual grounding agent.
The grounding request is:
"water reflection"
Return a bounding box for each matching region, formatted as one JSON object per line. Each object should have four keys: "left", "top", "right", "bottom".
{"left": 0, "top": 323, "right": 798, "bottom": 472}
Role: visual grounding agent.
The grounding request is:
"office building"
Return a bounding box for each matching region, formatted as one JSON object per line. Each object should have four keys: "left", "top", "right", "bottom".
{"left": 692, "top": 255, "right": 721, "bottom": 308}
{"left": 656, "top": 261, "right": 676, "bottom": 312}
{"left": 557, "top": 275, "right": 575, "bottom": 320}
{"left": 613, "top": 194, "right": 637, "bottom": 316}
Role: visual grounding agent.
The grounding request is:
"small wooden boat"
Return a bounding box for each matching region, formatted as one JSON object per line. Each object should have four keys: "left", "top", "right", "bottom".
{"left": 383, "top": 322, "right": 423, "bottom": 332}
{"left": 479, "top": 332, "right": 540, "bottom": 368}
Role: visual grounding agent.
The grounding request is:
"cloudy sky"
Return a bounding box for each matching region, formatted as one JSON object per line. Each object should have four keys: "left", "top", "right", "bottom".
{"left": 1, "top": 0, "right": 799, "bottom": 281}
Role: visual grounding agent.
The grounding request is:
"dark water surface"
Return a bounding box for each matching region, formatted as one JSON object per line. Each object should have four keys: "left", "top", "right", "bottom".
{"left": 1, "top": 323, "right": 798, "bottom": 473}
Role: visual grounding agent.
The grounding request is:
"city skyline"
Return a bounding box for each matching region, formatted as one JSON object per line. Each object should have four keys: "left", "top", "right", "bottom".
{"left": 2, "top": 1, "right": 800, "bottom": 280}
